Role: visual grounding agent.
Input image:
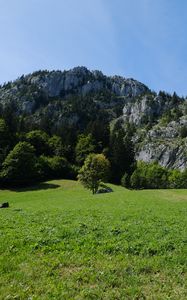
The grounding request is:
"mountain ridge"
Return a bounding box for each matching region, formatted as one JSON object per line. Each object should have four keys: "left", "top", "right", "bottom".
{"left": 0, "top": 66, "right": 186, "bottom": 170}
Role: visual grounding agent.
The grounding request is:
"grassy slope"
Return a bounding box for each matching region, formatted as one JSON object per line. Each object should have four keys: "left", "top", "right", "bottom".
{"left": 0, "top": 180, "right": 187, "bottom": 300}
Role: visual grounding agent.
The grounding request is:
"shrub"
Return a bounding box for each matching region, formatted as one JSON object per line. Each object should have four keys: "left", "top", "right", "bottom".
{"left": 130, "top": 161, "right": 169, "bottom": 189}
{"left": 168, "top": 169, "right": 182, "bottom": 188}
{"left": 121, "top": 173, "right": 130, "bottom": 188}
{"left": 180, "top": 126, "right": 187, "bottom": 138}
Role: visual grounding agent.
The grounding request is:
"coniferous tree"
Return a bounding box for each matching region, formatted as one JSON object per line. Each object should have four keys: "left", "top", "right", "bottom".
{"left": 110, "top": 122, "right": 135, "bottom": 183}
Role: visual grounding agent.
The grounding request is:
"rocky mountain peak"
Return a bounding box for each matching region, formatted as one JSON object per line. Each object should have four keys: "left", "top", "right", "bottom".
{"left": 21, "top": 66, "right": 149, "bottom": 98}
{"left": 0, "top": 66, "right": 186, "bottom": 170}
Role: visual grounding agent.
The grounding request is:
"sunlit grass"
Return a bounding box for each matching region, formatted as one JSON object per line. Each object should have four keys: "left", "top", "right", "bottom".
{"left": 0, "top": 180, "right": 187, "bottom": 299}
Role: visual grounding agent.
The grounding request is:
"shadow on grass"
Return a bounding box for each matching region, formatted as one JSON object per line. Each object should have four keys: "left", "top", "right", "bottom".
{"left": 7, "top": 182, "right": 61, "bottom": 192}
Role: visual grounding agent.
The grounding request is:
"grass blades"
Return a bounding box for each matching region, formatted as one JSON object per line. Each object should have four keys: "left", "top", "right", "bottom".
{"left": 0, "top": 180, "right": 187, "bottom": 299}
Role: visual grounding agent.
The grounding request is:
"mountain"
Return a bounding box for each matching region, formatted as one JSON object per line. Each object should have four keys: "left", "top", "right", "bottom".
{"left": 0, "top": 66, "right": 148, "bottom": 115}
{"left": 0, "top": 66, "right": 187, "bottom": 170}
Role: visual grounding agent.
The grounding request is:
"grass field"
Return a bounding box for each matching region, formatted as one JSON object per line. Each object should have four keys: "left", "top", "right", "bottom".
{"left": 0, "top": 180, "right": 187, "bottom": 300}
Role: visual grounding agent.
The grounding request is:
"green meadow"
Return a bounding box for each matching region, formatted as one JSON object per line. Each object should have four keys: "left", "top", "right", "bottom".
{"left": 0, "top": 180, "right": 187, "bottom": 299}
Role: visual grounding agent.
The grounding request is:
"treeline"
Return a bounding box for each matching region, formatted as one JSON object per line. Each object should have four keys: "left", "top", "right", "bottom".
{"left": 0, "top": 114, "right": 187, "bottom": 189}
{"left": 123, "top": 161, "right": 187, "bottom": 189}
{"left": 0, "top": 115, "right": 135, "bottom": 187}
{"left": 0, "top": 125, "right": 75, "bottom": 186}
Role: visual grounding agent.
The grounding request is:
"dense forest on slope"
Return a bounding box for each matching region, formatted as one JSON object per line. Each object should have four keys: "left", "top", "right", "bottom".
{"left": 0, "top": 67, "right": 187, "bottom": 188}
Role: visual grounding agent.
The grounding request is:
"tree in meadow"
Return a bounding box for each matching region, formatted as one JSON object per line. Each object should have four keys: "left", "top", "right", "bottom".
{"left": 78, "top": 153, "right": 110, "bottom": 194}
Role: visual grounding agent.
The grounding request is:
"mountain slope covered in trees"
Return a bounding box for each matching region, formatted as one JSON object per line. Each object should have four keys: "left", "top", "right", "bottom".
{"left": 0, "top": 66, "right": 187, "bottom": 187}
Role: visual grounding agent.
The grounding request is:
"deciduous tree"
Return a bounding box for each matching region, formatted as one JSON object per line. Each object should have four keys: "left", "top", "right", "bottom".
{"left": 78, "top": 153, "right": 110, "bottom": 194}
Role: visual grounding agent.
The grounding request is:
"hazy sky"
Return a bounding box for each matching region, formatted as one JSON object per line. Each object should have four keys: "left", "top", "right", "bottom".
{"left": 0, "top": 0, "right": 187, "bottom": 95}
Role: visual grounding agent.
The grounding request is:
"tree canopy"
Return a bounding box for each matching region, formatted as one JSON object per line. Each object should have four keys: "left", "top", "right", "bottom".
{"left": 1, "top": 142, "right": 37, "bottom": 185}
{"left": 78, "top": 153, "right": 110, "bottom": 194}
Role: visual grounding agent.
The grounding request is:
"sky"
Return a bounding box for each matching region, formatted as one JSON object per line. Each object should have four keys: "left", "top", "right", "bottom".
{"left": 0, "top": 0, "right": 187, "bottom": 96}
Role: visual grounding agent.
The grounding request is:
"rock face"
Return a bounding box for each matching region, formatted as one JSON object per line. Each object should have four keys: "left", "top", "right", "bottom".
{"left": 122, "top": 94, "right": 182, "bottom": 126}
{"left": 0, "top": 67, "right": 149, "bottom": 116}
{"left": 3, "top": 66, "right": 148, "bottom": 101}
{"left": 118, "top": 91, "right": 187, "bottom": 170}
{"left": 135, "top": 117, "right": 187, "bottom": 170}
{"left": 110, "top": 76, "right": 148, "bottom": 97}
{"left": 0, "top": 66, "right": 187, "bottom": 170}
{"left": 137, "top": 140, "right": 187, "bottom": 170}
{"left": 26, "top": 67, "right": 148, "bottom": 98}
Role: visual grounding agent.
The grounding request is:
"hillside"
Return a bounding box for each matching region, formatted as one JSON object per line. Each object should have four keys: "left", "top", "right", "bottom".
{"left": 0, "top": 179, "right": 187, "bottom": 299}
{"left": 0, "top": 66, "right": 187, "bottom": 170}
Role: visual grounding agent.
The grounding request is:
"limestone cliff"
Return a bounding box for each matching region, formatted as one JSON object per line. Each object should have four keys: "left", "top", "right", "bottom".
{"left": 0, "top": 66, "right": 186, "bottom": 170}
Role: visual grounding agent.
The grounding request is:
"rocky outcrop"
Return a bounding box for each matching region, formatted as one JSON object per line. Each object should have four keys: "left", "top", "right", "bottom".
{"left": 147, "top": 117, "right": 187, "bottom": 139}
{"left": 135, "top": 117, "right": 187, "bottom": 170}
{"left": 137, "top": 139, "right": 187, "bottom": 170}
{"left": 0, "top": 66, "right": 186, "bottom": 171}
{"left": 110, "top": 76, "right": 148, "bottom": 97}
{"left": 122, "top": 94, "right": 183, "bottom": 126}
{"left": 26, "top": 67, "right": 149, "bottom": 98}
{"left": 0, "top": 67, "right": 149, "bottom": 114}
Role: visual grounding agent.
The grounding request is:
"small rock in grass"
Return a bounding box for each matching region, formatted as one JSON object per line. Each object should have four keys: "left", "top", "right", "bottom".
{"left": 0, "top": 202, "right": 9, "bottom": 208}
{"left": 96, "top": 187, "right": 113, "bottom": 194}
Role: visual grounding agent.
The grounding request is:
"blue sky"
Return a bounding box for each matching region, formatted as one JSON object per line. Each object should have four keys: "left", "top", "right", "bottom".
{"left": 0, "top": 0, "right": 187, "bottom": 96}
